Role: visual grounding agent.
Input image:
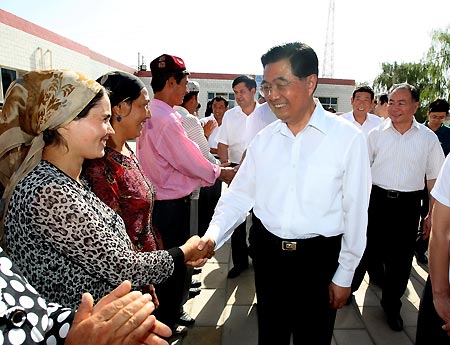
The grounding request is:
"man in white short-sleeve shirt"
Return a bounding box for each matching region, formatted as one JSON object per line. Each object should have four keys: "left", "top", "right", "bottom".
{"left": 350, "top": 83, "right": 444, "bottom": 332}
{"left": 215, "top": 75, "right": 260, "bottom": 278}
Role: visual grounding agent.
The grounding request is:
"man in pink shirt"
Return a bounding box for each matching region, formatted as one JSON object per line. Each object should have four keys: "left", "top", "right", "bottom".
{"left": 137, "top": 54, "right": 234, "bottom": 333}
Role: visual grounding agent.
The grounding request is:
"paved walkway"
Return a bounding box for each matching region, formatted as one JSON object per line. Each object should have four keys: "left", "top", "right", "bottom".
{"left": 174, "top": 239, "right": 428, "bottom": 345}
{"left": 125, "top": 142, "right": 428, "bottom": 344}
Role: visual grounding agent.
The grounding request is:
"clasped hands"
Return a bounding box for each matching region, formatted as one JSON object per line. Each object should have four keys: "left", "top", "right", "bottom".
{"left": 180, "top": 235, "right": 216, "bottom": 266}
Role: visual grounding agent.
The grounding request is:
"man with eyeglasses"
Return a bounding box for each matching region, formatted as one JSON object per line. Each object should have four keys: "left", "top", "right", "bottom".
{"left": 415, "top": 99, "right": 450, "bottom": 265}
{"left": 196, "top": 42, "right": 371, "bottom": 345}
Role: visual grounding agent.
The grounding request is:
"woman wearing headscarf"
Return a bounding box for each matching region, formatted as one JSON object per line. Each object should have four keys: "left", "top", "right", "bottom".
{"left": 0, "top": 70, "right": 209, "bottom": 314}
{"left": 0, "top": 70, "right": 176, "bottom": 345}
{"left": 83, "top": 71, "right": 193, "bottom": 330}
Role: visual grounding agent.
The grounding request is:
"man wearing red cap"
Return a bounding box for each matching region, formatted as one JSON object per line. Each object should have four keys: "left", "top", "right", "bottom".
{"left": 137, "top": 54, "right": 234, "bottom": 334}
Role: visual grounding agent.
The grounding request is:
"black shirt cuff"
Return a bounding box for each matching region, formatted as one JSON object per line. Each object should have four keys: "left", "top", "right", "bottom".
{"left": 167, "top": 247, "right": 184, "bottom": 271}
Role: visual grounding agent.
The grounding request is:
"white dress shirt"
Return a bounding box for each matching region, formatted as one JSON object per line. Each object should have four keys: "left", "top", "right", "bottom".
{"left": 244, "top": 102, "right": 278, "bottom": 146}
{"left": 368, "top": 118, "right": 444, "bottom": 191}
{"left": 430, "top": 155, "right": 450, "bottom": 279}
{"left": 200, "top": 115, "right": 220, "bottom": 152}
{"left": 215, "top": 103, "right": 260, "bottom": 164}
{"left": 205, "top": 102, "right": 371, "bottom": 287}
{"left": 432, "top": 155, "right": 450, "bottom": 206}
{"left": 341, "top": 111, "right": 383, "bottom": 137}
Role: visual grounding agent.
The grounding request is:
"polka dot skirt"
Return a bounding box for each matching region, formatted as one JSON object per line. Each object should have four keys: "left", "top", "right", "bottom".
{"left": 0, "top": 248, "right": 75, "bottom": 344}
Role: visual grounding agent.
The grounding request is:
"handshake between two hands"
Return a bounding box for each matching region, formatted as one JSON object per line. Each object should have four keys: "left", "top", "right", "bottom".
{"left": 180, "top": 235, "right": 216, "bottom": 267}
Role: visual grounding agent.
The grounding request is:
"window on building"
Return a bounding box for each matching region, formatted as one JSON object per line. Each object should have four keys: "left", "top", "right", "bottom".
{"left": 1, "top": 68, "right": 17, "bottom": 101}
{"left": 318, "top": 96, "right": 338, "bottom": 112}
{"left": 208, "top": 92, "right": 235, "bottom": 109}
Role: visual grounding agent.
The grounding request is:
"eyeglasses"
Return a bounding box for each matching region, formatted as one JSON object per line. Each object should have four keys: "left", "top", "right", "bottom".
{"left": 259, "top": 80, "right": 295, "bottom": 97}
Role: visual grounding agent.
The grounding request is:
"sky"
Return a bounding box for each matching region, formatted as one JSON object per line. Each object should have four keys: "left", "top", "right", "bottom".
{"left": 1, "top": 0, "right": 449, "bottom": 84}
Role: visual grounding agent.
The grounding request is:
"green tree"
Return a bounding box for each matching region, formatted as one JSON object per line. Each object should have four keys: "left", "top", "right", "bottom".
{"left": 372, "top": 26, "right": 450, "bottom": 121}
{"left": 426, "top": 27, "right": 450, "bottom": 101}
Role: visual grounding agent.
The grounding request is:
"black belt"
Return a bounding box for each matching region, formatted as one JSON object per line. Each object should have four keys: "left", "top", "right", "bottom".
{"left": 251, "top": 215, "right": 342, "bottom": 252}
{"left": 372, "top": 185, "right": 421, "bottom": 199}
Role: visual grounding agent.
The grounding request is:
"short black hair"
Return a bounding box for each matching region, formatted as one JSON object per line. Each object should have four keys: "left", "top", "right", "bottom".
{"left": 389, "top": 83, "right": 420, "bottom": 103}
{"left": 261, "top": 42, "right": 318, "bottom": 79}
{"left": 212, "top": 96, "right": 229, "bottom": 107}
{"left": 429, "top": 98, "right": 449, "bottom": 114}
{"left": 150, "top": 70, "right": 189, "bottom": 93}
{"left": 352, "top": 85, "right": 374, "bottom": 100}
{"left": 232, "top": 75, "right": 256, "bottom": 90}
{"left": 378, "top": 93, "right": 388, "bottom": 105}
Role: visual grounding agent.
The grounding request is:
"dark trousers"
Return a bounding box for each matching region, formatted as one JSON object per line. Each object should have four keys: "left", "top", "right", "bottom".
{"left": 416, "top": 276, "right": 450, "bottom": 344}
{"left": 416, "top": 185, "right": 429, "bottom": 256}
{"left": 152, "top": 197, "right": 190, "bottom": 329}
{"left": 250, "top": 216, "right": 341, "bottom": 345}
{"left": 351, "top": 188, "right": 386, "bottom": 292}
{"left": 231, "top": 220, "right": 249, "bottom": 269}
{"left": 198, "top": 179, "right": 222, "bottom": 237}
{"left": 353, "top": 185, "right": 421, "bottom": 314}
{"left": 228, "top": 162, "right": 249, "bottom": 270}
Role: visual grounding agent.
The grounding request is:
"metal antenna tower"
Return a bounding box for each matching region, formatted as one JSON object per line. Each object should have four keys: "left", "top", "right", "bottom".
{"left": 322, "top": 0, "right": 335, "bottom": 78}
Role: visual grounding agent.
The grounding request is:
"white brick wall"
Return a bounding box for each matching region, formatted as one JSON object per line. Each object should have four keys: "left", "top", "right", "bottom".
{"left": 316, "top": 84, "right": 354, "bottom": 113}
{"left": 0, "top": 23, "right": 119, "bottom": 78}
{"left": 1, "top": 17, "right": 354, "bottom": 112}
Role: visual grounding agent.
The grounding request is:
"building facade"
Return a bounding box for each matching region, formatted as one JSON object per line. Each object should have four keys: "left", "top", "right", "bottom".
{"left": 0, "top": 9, "right": 355, "bottom": 113}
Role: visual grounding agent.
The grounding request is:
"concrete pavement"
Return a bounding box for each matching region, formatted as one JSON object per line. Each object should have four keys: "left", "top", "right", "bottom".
{"left": 174, "top": 240, "right": 428, "bottom": 345}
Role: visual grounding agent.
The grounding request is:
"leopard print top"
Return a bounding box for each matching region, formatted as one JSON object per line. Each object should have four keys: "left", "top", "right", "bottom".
{"left": 4, "top": 161, "right": 175, "bottom": 308}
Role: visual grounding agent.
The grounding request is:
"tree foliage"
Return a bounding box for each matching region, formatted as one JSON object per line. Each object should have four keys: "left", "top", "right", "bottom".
{"left": 372, "top": 26, "right": 450, "bottom": 121}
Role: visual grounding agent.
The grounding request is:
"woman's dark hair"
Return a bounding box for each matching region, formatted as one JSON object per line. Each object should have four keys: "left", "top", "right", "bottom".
{"left": 43, "top": 87, "right": 108, "bottom": 148}
{"left": 96, "top": 71, "right": 145, "bottom": 108}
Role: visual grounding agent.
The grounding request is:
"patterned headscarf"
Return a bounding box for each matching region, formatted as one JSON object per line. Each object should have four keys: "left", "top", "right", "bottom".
{"left": 0, "top": 69, "right": 102, "bottom": 224}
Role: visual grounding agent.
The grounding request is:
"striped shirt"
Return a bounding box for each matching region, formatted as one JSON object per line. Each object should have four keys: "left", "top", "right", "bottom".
{"left": 174, "top": 106, "right": 218, "bottom": 165}
{"left": 368, "top": 118, "right": 444, "bottom": 191}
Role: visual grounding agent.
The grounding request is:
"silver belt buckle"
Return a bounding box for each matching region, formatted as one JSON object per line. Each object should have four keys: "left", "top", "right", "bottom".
{"left": 282, "top": 241, "right": 297, "bottom": 251}
{"left": 387, "top": 190, "right": 400, "bottom": 199}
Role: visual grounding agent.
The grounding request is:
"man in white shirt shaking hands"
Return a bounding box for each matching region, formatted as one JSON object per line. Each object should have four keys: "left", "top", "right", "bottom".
{"left": 194, "top": 42, "right": 371, "bottom": 345}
